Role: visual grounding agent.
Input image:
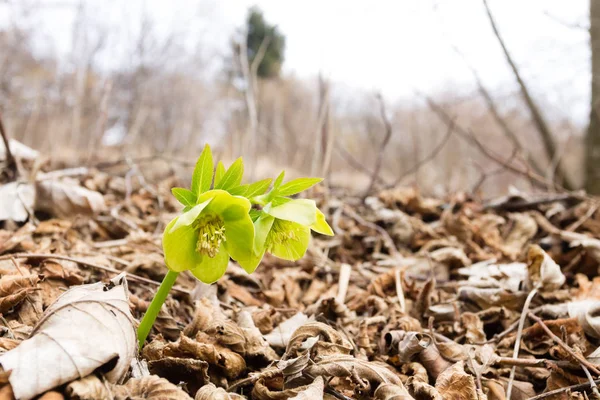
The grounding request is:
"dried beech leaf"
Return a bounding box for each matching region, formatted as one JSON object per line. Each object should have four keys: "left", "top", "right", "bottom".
{"left": 35, "top": 178, "right": 106, "bottom": 218}
{"left": 252, "top": 376, "right": 325, "bottom": 400}
{"left": 0, "top": 273, "right": 136, "bottom": 400}
{"left": 0, "top": 182, "right": 35, "bottom": 222}
{"left": 0, "top": 274, "right": 40, "bottom": 313}
{"left": 373, "top": 383, "right": 414, "bottom": 400}
{"left": 65, "top": 375, "right": 112, "bottom": 400}
{"left": 113, "top": 375, "right": 192, "bottom": 400}
{"left": 567, "top": 300, "right": 600, "bottom": 339}
{"left": 502, "top": 213, "right": 537, "bottom": 259}
{"left": 306, "top": 355, "right": 402, "bottom": 385}
{"left": 526, "top": 245, "right": 565, "bottom": 291}
{"left": 147, "top": 357, "right": 209, "bottom": 394}
{"left": 435, "top": 361, "right": 478, "bottom": 400}
{"left": 264, "top": 313, "right": 308, "bottom": 348}
{"left": 288, "top": 376, "right": 324, "bottom": 400}
{"left": 461, "top": 313, "right": 486, "bottom": 344}
{"left": 195, "top": 383, "right": 246, "bottom": 400}
{"left": 285, "top": 322, "right": 353, "bottom": 358}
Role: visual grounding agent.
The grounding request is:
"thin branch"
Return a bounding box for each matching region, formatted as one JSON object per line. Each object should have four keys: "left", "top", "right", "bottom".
{"left": 343, "top": 205, "right": 399, "bottom": 257}
{"left": 423, "top": 94, "right": 564, "bottom": 191}
{"left": 363, "top": 94, "right": 393, "bottom": 198}
{"left": 528, "top": 379, "right": 600, "bottom": 400}
{"left": 482, "top": 0, "right": 574, "bottom": 190}
{"left": 451, "top": 44, "right": 545, "bottom": 176}
{"left": 336, "top": 145, "right": 388, "bottom": 185}
{"left": 386, "top": 119, "right": 455, "bottom": 188}
{"left": 528, "top": 312, "right": 600, "bottom": 376}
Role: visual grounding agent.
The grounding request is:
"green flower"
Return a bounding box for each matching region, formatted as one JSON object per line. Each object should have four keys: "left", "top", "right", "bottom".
{"left": 240, "top": 198, "right": 334, "bottom": 273}
{"left": 163, "top": 189, "right": 254, "bottom": 283}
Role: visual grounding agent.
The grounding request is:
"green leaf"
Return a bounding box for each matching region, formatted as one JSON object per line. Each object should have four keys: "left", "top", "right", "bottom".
{"left": 215, "top": 157, "right": 244, "bottom": 191}
{"left": 171, "top": 187, "right": 196, "bottom": 206}
{"left": 273, "top": 171, "right": 285, "bottom": 189}
{"left": 245, "top": 178, "right": 272, "bottom": 198}
{"left": 169, "top": 199, "right": 212, "bottom": 233}
{"left": 311, "top": 209, "right": 334, "bottom": 236}
{"left": 249, "top": 209, "right": 262, "bottom": 222}
{"left": 190, "top": 243, "right": 229, "bottom": 284}
{"left": 264, "top": 198, "right": 317, "bottom": 226}
{"left": 229, "top": 184, "right": 249, "bottom": 196}
{"left": 277, "top": 177, "right": 323, "bottom": 197}
{"left": 191, "top": 144, "right": 214, "bottom": 196}
{"left": 214, "top": 161, "right": 226, "bottom": 187}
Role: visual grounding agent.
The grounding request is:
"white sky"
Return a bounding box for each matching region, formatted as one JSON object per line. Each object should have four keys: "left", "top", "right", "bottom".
{"left": 0, "top": 0, "right": 590, "bottom": 122}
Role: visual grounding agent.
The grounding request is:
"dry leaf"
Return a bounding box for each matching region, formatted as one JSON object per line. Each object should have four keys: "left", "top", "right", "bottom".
{"left": 0, "top": 182, "right": 35, "bottom": 222}
{"left": 195, "top": 383, "right": 246, "bottom": 399}
{"left": 288, "top": 376, "right": 324, "bottom": 400}
{"left": 264, "top": 313, "right": 308, "bottom": 348}
{"left": 0, "top": 273, "right": 136, "bottom": 400}
{"left": 114, "top": 375, "right": 192, "bottom": 400}
{"left": 373, "top": 383, "right": 414, "bottom": 400}
{"left": 0, "top": 274, "right": 40, "bottom": 314}
{"left": 65, "top": 375, "right": 112, "bottom": 400}
{"left": 526, "top": 245, "right": 565, "bottom": 291}
{"left": 435, "top": 361, "right": 479, "bottom": 400}
{"left": 35, "top": 178, "right": 106, "bottom": 218}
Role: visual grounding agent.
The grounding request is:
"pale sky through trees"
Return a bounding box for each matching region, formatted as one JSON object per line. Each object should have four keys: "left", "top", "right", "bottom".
{"left": 0, "top": 0, "right": 589, "bottom": 124}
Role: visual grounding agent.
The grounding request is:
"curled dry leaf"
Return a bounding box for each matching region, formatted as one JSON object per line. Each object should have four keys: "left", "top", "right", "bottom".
{"left": 567, "top": 300, "right": 600, "bottom": 338}
{"left": 0, "top": 273, "right": 136, "bottom": 400}
{"left": 252, "top": 376, "right": 324, "bottom": 400}
{"left": 502, "top": 213, "right": 537, "bottom": 259}
{"left": 460, "top": 313, "right": 486, "bottom": 344}
{"left": 264, "top": 313, "right": 309, "bottom": 348}
{"left": 373, "top": 383, "right": 414, "bottom": 400}
{"left": 434, "top": 361, "right": 479, "bottom": 400}
{"left": 34, "top": 178, "right": 106, "bottom": 218}
{"left": 285, "top": 321, "right": 353, "bottom": 358}
{"left": 526, "top": 244, "right": 565, "bottom": 291}
{"left": 305, "top": 355, "right": 402, "bottom": 386}
{"left": 195, "top": 383, "right": 246, "bottom": 400}
{"left": 113, "top": 375, "right": 192, "bottom": 400}
{"left": 0, "top": 273, "right": 40, "bottom": 313}
{"left": 65, "top": 375, "right": 112, "bottom": 400}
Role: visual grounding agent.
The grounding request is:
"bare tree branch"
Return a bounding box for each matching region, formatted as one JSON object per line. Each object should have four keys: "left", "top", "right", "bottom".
{"left": 423, "top": 93, "right": 564, "bottom": 191}
{"left": 386, "top": 119, "right": 455, "bottom": 188}
{"left": 363, "top": 94, "right": 393, "bottom": 198}
{"left": 451, "top": 44, "right": 545, "bottom": 176}
{"left": 482, "top": 0, "right": 574, "bottom": 190}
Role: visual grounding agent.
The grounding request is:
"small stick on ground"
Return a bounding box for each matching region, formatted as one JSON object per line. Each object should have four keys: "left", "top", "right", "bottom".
{"left": 528, "top": 312, "right": 600, "bottom": 376}
{"left": 336, "top": 263, "right": 352, "bottom": 304}
{"left": 528, "top": 379, "right": 600, "bottom": 400}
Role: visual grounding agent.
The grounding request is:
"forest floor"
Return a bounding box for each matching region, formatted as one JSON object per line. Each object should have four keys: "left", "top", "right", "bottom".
{"left": 1, "top": 155, "right": 600, "bottom": 400}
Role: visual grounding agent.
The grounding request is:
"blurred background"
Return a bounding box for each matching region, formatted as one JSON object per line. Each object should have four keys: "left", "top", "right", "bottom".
{"left": 0, "top": 0, "right": 594, "bottom": 196}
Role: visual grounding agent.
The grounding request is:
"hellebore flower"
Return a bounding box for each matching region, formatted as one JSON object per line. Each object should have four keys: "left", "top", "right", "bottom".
{"left": 163, "top": 189, "right": 254, "bottom": 283}
{"left": 240, "top": 198, "right": 334, "bottom": 273}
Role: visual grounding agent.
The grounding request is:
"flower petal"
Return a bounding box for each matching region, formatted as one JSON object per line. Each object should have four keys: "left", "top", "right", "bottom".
{"left": 264, "top": 199, "right": 317, "bottom": 226}
{"left": 223, "top": 214, "right": 255, "bottom": 266}
{"left": 268, "top": 222, "right": 311, "bottom": 261}
{"left": 237, "top": 214, "right": 274, "bottom": 274}
{"left": 169, "top": 198, "right": 212, "bottom": 233}
{"left": 310, "top": 209, "right": 334, "bottom": 236}
{"left": 190, "top": 243, "right": 229, "bottom": 284}
{"left": 198, "top": 189, "right": 251, "bottom": 221}
{"left": 163, "top": 217, "right": 203, "bottom": 272}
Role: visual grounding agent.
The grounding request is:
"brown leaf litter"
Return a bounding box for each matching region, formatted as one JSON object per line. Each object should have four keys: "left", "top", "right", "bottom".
{"left": 1, "top": 161, "right": 600, "bottom": 398}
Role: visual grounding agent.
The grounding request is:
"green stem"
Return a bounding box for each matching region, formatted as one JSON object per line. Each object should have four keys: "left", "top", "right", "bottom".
{"left": 137, "top": 270, "right": 179, "bottom": 349}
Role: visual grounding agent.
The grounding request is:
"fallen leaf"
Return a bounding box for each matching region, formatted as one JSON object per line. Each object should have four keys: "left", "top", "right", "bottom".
{"left": 35, "top": 178, "right": 106, "bottom": 218}
{"left": 0, "top": 273, "right": 136, "bottom": 400}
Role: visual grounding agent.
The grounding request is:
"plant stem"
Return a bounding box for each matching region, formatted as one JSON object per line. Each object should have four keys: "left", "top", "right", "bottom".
{"left": 137, "top": 270, "right": 179, "bottom": 348}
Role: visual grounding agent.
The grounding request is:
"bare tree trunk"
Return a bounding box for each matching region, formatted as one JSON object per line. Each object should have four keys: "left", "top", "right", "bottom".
{"left": 586, "top": 0, "right": 600, "bottom": 193}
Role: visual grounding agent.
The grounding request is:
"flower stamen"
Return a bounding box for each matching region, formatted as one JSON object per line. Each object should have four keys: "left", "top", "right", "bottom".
{"left": 266, "top": 219, "right": 299, "bottom": 252}
{"left": 195, "top": 216, "right": 226, "bottom": 258}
